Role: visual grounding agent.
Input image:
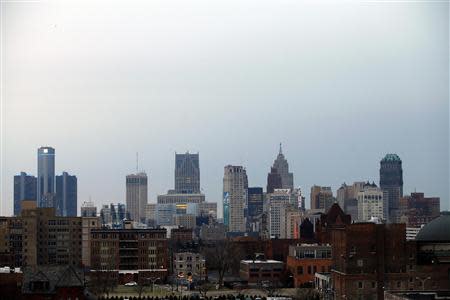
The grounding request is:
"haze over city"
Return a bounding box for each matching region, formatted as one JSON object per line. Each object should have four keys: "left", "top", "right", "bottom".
{"left": 2, "top": 0, "right": 449, "bottom": 216}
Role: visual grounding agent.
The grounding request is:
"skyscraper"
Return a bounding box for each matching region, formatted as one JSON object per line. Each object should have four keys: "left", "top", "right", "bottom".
{"left": 126, "top": 172, "right": 148, "bottom": 222}
{"left": 175, "top": 152, "right": 200, "bottom": 194}
{"left": 37, "top": 146, "right": 55, "bottom": 208}
{"left": 379, "top": 153, "right": 403, "bottom": 222}
{"left": 310, "top": 185, "right": 334, "bottom": 211}
{"left": 223, "top": 165, "right": 248, "bottom": 233}
{"left": 56, "top": 172, "right": 77, "bottom": 216}
{"left": 13, "top": 172, "right": 37, "bottom": 216}
{"left": 267, "top": 144, "right": 294, "bottom": 193}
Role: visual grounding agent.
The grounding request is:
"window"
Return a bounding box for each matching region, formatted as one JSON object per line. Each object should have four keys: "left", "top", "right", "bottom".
{"left": 372, "top": 282, "right": 376, "bottom": 289}
{"left": 358, "top": 282, "right": 363, "bottom": 289}
{"left": 307, "top": 266, "right": 311, "bottom": 274}
{"left": 397, "top": 281, "right": 401, "bottom": 288}
{"left": 357, "top": 259, "right": 364, "bottom": 267}
{"left": 297, "top": 266, "right": 303, "bottom": 275}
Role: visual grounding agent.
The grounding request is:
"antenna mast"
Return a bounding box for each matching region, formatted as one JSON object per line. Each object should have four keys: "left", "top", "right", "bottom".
{"left": 136, "top": 152, "right": 139, "bottom": 173}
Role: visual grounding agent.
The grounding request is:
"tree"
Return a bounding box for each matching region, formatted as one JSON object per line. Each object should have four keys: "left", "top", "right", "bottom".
{"left": 88, "top": 269, "right": 118, "bottom": 297}
{"left": 201, "top": 239, "right": 241, "bottom": 287}
{"left": 196, "top": 280, "right": 214, "bottom": 298}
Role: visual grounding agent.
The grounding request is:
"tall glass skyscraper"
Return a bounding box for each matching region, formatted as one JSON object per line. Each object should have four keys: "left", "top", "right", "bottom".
{"left": 13, "top": 172, "right": 37, "bottom": 216}
{"left": 37, "top": 146, "right": 56, "bottom": 208}
{"left": 56, "top": 172, "right": 77, "bottom": 216}
{"left": 379, "top": 153, "right": 403, "bottom": 222}
{"left": 175, "top": 152, "right": 200, "bottom": 194}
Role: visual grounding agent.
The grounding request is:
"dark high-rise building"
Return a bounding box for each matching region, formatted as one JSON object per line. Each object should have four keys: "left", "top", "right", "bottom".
{"left": 13, "top": 172, "right": 37, "bottom": 216}
{"left": 56, "top": 172, "right": 77, "bottom": 216}
{"left": 267, "top": 144, "right": 294, "bottom": 193}
{"left": 267, "top": 167, "right": 282, "bottom": 194}
{"left": 379, "top": 153, "right": 403, "bottom": 222}
{"left": 247, "top": 187, "right": 264, "bottom": 218}
{"left": 37, "top": 146, "right": 56, "bottom": 208}
{"left": 175, "top": 152, "right": 200, "bottom": 194}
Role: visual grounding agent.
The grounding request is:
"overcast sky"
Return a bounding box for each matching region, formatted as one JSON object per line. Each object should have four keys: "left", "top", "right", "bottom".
{"left": 1, "top": 0, "right": 449, "bottom": 216}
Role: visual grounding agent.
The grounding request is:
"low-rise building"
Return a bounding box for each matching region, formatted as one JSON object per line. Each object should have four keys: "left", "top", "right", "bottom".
{"left": 287, "top": 244, "right": 332, "bottom": 287}
{"left": 239, "top": 259, "right": 284, "bottom": 284}
{"left": 90, "top": 228, "right": 168, "bottom": 282}
{"left": 173, "top": 252, "right": 206, "bottom": 280}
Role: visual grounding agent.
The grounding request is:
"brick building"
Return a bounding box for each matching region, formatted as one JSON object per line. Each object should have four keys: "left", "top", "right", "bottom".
{"left": 316, "top": 203, "right": 351, "bottom": 244}
{"left": 331, "top": 222, "right": 412, "bottom": 300}
{"left": 398, "top": 192, "right": 440, "bottom": 227}
{"left": 239, "top": 259, "right": 284, "bottom": 284}
{"left": 286, "top": 244, "right": 332, "bottom": 287}
{"left": 0, "top": 201, "right": 82, "bottom": 268}
{"left": 90, "top": 228, "right": 168, "bottom": 282}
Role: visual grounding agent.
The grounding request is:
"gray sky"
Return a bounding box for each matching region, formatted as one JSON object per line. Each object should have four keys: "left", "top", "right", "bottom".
{"left": 1, "top": 0, "right": 449, "bottom": 216}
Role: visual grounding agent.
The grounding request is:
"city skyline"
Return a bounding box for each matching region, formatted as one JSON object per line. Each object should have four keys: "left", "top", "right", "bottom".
{"left": 2, "top": 145, "right": 448, "bottom": 217}
{"left": 2, "top": 1, "right": 449, "bottom": 216}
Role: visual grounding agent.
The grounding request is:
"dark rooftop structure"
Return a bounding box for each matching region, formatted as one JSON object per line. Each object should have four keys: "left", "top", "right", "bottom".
{"left": 416, "top": 211, "right": 450, "bottom": 242}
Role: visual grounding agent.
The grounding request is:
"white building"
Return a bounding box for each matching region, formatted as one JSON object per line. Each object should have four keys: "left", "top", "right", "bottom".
{"left": 357, "top": 183, "right": 384, "bottom": 221}
{"left": 126, "top": 172, "right": 148, "bottom": 223}
{"left": 268, "top": 189, "right": 292, "bottom": 238}
{"left": 223, "top": 165, "right": 248, "bottom": 233}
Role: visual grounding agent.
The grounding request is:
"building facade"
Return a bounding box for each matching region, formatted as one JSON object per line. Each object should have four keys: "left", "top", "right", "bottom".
{"left": 126, "top": 172, "right": 148, "bottom": 223}
{"left": 90, "top": 228, "right": 168, "bottom": 278}
{"left": 380, "top": 154, "right": 403, "bottom": 222}
{"left": 398, "top": 192, "right": 440, "bottom": 227}
{"left": 310, "top": 186, "right": 334, "bottom": 211}
{"left": 81, "top": 201, "right": 97, "bottom": 217}
{"left": 223, "top": 165, "right": 248, "bottom": 233}
{"left": 56, "top": 172, "right": 77, "bottom": 217}
{"left": 175, "top": 152, "right": 200, "bottom": 194}
{"left": 37, "top": 146, "right": 56, "bottom": 208}
{"left": 240, "top": 259, "right": 284, "bottom": 284}
{"left": 267, "top": 144, "right": 294, "bottom": 193}
{"left": 13, "top": 172, "right": 37, "bottom": 216}
{"left": 287, "top": 244, "right": 332, "bottom": 288}
{"left": 357, "top": 183, "right": 384, "bottom": 221}
{"left": 173, "top": 252, "right": 206, "bottom": 280}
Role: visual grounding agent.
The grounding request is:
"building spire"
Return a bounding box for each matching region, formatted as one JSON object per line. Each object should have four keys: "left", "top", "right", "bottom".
{"left": 279, "top": 142, "right": 283, "bottom": 155}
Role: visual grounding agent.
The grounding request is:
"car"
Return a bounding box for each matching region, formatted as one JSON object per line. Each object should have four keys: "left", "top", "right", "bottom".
{"left": 124, "top": 281, "right": 137, "bottom": 286}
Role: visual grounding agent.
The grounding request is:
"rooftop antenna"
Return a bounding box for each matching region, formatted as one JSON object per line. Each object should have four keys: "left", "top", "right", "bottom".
{"left": 279, "top": 142, "right": 283, "bottom": 155}
{"left": 136, "top": 152, "right": 139, "bottom": 173}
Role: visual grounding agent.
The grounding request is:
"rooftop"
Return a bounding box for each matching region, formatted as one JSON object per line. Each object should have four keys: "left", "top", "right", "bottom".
{"left": 381, "top": 153, "right": 402, "bottom": 163}
{"left": 416, "top": 211, "right": 450, "bottom": 242}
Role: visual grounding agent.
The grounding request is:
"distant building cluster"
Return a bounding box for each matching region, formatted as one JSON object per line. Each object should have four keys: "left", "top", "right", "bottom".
{"left": 3, "top": 145, "right": 447, "bottom": 299}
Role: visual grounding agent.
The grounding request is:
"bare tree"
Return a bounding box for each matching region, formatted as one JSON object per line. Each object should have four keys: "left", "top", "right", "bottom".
{"left": 196, "top": 280, "right": 214, "bottom": 298}
{"left": 201, "top": 239, "right": 241, "bottom": 287}
{"left": 88, "top": 269, "right": 118, "bottom": 297}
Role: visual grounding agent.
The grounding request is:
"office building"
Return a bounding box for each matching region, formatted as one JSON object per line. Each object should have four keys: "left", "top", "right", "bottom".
{"left": 175, "top": 152, "right": 200, "bottom": 194}
{"left": 223, "top": 165, "right": 248, "bottom": 233}
{"left": 37, "top": 146, "right": 56, "bottom": 208}
{"left": 126, "top": 172, "right": 148, "bottom": 222}
{"left": 357, "top": 182, "right": 385, "bottom": 221}
{"left": 336, "top": 182, "right": 365, "bottom": 221}
{"left": 81, "top": 216, "right": 100, "bottom": 267}
{"left": 13, "top": 172, "right": 37, "bottom": 216}
{"left": 267, "top": 144, "right": 294, "bottom": 193}
{"left": 398, "top": 192, "right": 440, "bottom": 226}
{"left": 100, "top": 203, "right": 126, "bottom": 228}
{"left": 81, "top": 201, "right": 97, "bottom": 217}
{"left": 379, "top": 153, "right": 403, "bottom": 222}
{"left": 157, "top": 193, "right": 205, "bottom": 204}
{"left": 310, "top": 186, "right": 334, "bottom": 211}
{"left": 56, "top": 172, "right": 77, "bottom": 216}
{"left": 268, "top": 189, "right": 292, "bottom": 238}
